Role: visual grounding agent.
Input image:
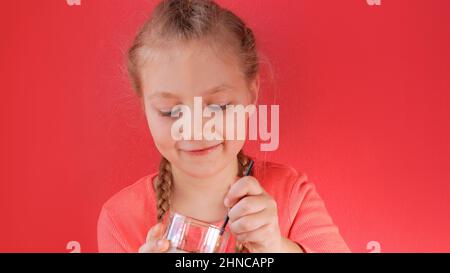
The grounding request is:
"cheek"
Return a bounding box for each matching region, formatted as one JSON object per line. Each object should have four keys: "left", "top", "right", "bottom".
{"left": 145, "top": 111, "right": 175, "bottom": 151}
{"left": 224, "top": 139, "right": 245, "bottom": 157}
{"left": 220, "top": 108, "right": 252, "bottom": 139}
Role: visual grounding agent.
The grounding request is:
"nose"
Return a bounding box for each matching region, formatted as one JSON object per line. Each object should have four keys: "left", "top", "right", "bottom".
{"left": 188, "top": 98, "right": 220, "bottom": 141}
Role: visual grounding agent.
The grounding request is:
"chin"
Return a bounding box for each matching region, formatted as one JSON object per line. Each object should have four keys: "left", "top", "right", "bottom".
{"left": 178, "top": 161, "right": 224, "bottom": 178}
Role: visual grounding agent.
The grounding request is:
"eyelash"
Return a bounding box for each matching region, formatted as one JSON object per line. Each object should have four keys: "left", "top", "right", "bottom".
{"left": 159, "top": 109, "right": 179, "bottom": 117}
{"left": 207, "top": 103, "right": 230, "bottom": 112}
{"left": 159, "top": 103, "right": 230, "bottom": 117}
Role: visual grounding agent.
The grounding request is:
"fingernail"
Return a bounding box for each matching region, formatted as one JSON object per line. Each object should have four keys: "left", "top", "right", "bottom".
{"left": 156, "top": 239, "right": 164, "bottom": 248}
{"left": 224, "top": 197, "right": 229, "bottom": 206}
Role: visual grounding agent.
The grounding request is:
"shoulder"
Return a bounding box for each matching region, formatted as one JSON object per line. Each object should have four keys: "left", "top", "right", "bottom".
{"left": 100, "top": 173, "right": 158, "bottom": 221}
{"left": 97, "top": 174, "right": 158, "bottom": 252}
{"left": 253, "top": 161, "right": 308, "bottom": 194}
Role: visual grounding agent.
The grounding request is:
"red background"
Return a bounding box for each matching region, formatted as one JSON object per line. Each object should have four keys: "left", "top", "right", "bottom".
{"left": 1, "top": 0, "right": 449, "bottom": 252}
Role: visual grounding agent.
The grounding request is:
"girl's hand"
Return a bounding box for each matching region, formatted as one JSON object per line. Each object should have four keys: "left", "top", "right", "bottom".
{"left": 138, "top": 223, "right": 171, "bottom": 253}
{"left": 224, "top": 176, "right": 285, "bottom": 253}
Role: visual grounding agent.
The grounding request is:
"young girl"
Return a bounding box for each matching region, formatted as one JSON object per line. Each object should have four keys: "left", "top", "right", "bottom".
{"left": 97, "top": 0, "right": 350, "bottom": 253}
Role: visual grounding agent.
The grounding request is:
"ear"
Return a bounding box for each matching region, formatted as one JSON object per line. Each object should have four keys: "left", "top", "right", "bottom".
{"left": 248, "top": 74, "right": 260, "bottom": 105}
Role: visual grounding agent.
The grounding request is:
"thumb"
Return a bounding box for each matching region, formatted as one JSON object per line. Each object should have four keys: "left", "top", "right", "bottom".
{"left": 155, "top": 238, "right": 171, "bottom": 252}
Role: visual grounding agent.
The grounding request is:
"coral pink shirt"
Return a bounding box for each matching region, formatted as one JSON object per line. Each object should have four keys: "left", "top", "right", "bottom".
{"left": 97, "top": 161, "right": 350, "bottom": 253}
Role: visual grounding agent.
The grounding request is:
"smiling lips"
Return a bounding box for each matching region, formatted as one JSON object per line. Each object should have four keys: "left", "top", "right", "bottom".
{"left": 180, "top": 143, "right": 222, "bottom": 156}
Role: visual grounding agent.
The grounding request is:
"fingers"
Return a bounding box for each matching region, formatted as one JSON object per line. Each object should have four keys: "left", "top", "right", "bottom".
{"left": 139, "top": 223, "right": 170, "bottom": 253}
{"left": 235, "top": 223, "right": 271, "bottom": 244}
{"left": 225, "top": 185, "right": 280, "bottom": 253}
{"left": 224, "top": 176, "right": 264, "bottom": 208}
{"left": 146, "top": 222, "right": 165, "bottom": 243}
{"left": 227, "top": 195, "right": 267, "bottom": 221}
{"left": 138, "top": 239, "right": 170, "bottom": 253}
{"left": 229, "top": 209, "right": 272, "bottom": 234}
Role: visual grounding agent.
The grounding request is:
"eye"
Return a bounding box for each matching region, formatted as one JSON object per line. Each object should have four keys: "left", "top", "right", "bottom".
{"left": 207, "top": 103, "right": 230, "bottom": 111}
{"left": 159, "top": 106, "right": 182, "bottom": 117}
{"left": 159, "top": 110, "right": 173, "bottom": 117}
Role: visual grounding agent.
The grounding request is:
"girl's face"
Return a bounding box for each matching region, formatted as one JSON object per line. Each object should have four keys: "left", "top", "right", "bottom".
{"left": 140, "top": 40, "right": 258, "bottom": 178}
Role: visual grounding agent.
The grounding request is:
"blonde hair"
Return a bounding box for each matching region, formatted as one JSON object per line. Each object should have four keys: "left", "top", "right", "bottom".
{"left": 126, "top": 0, "right": 258, "bottom": 223}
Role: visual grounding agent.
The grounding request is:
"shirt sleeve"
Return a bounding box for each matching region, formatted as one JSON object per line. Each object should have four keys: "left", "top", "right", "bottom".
{"left": 97, "top": 206, "right": 131, "bottom": 253}
{"left": 287, "top": 174, "right": 351, "bottom": 253}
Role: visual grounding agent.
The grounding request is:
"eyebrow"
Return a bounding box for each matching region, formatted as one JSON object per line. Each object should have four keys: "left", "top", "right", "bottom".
{"left": 147, "top": 84, "right": 234, "bottom": 100}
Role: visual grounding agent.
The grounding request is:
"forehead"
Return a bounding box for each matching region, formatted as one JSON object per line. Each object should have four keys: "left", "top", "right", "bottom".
{"left": 140, "top": 40, "right": 247, "bottom": 98}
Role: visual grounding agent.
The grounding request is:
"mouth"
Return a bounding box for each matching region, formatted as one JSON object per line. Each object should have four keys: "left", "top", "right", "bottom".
{"left": 180, "top": 143, "right": 223, "bottom": 156}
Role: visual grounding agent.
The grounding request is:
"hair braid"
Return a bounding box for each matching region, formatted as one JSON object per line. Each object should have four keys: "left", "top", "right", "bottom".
{"left": 154, "top": 157, "right": 173, "bottom": 222}
{"left": 237, "top": 150, "right": 252, "bottom": 177}
{"left": 235, "top": 150, "right": 252, "bottom": 252}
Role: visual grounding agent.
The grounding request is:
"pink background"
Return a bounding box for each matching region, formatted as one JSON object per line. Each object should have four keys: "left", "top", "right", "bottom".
{"left": 1, "top": 0, "right": 449, "bottom": 252}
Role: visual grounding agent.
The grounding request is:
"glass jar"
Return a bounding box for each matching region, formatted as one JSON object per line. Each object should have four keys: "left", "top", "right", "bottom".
{"left": 163, "top": 211, "right": 229, "bottom": 253}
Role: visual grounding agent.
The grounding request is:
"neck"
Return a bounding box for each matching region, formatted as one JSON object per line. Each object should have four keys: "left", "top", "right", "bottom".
{"left": 170, "top": 158, "right": 239, "bottom": 222}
